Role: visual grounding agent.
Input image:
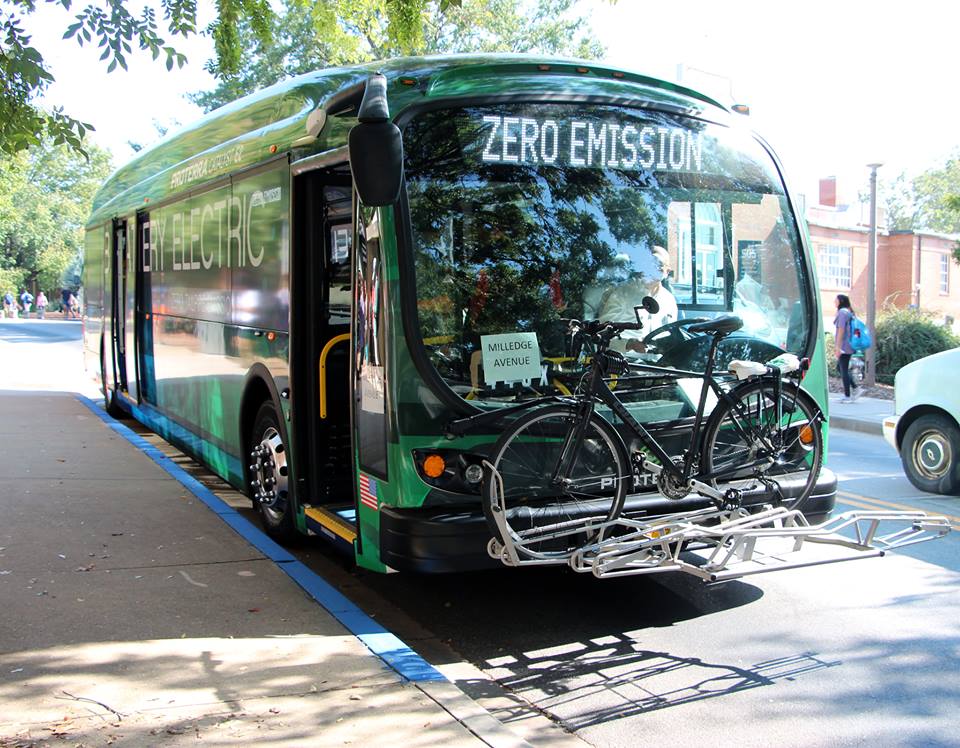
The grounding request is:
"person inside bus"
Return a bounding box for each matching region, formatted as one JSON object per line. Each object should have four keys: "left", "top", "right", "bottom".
{"left": 590, "top": 245, "right": 678, "bottom": 353}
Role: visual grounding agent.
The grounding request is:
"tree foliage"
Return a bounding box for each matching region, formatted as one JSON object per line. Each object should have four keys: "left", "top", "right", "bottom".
{"left": 948, "top": 193, "right": 960, "bottom": 265}
{"left": 0, "top": 0, "right": 469, "bottom": 156}
{"left": 192, "top": 0, "right": 604, "bottom": 112}
{"left": 0, "top": 139, "right": 113, "bottom": 296}
{"left": 884, "top": 153, "right": 960, "bottom": 235}
{"left": 912, "top": 154, "right": 960, "bottom": 234}
{"left": 1, "top": 0, "right": 202, "bottom": 156}
{"left": 882, "top": 171, "right": 919, "bottom": 232}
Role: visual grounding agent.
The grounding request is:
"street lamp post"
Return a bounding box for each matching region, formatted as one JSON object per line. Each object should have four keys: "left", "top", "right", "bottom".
{"left": 866, "top": 163, "right": 882, "bottom": 386}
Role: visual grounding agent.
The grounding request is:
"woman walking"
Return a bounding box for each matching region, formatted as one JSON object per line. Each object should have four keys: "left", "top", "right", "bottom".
{"left": 834, "top": 294, "right": 861, "bottom": 403}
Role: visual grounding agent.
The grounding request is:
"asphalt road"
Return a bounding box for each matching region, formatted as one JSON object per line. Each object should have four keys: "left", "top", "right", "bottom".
{"left": 6, "top": 320, "right": 960, "bottom": 747}
{"left": 292, "top": 423, "right": 960, "bottom": 746}
{"left": 0, "top": 318, "right": 97, "bottom": 394}
{"left": 829, "top": 427, "right": 960, "bottom": 571}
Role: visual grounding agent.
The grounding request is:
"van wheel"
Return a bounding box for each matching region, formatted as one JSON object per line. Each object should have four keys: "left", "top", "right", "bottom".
{"left": 248, "top": 401, "right": 298, "bottom": 541}
{"left": 899, "top": 414, "right": 960, "bottom": 495}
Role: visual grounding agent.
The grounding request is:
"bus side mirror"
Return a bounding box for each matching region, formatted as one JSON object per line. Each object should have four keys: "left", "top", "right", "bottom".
{"left": 349, "top": 74, "right": 404, "bottom": 207}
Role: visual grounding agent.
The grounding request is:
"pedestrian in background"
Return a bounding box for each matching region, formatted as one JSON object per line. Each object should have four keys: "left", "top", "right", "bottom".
{"left": 834, "top": 294, "right": 861, "bottom": 403}
{"left": 2, "top": 291, "right": 13, "bottom": 318}
{"left": 36, "top": 291, "right": 47, "bottom": 319}
{"left": 20, "top": 289, "right": 33, "bottom": 319}
{"left": 68, "top": 292, "right": 79, "bottom": 319}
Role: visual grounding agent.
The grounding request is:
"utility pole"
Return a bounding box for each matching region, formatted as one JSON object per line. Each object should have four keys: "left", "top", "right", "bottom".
{"left": 865, "top": 163, "right": 882, "bottom": 386}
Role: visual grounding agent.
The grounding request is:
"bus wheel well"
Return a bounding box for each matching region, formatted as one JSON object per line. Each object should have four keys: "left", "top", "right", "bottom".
{"left": 896, "top": 405, "right": 960, "bottom": 449}
{"left": 240, "top": 377, "right": 273, "bottom": 471}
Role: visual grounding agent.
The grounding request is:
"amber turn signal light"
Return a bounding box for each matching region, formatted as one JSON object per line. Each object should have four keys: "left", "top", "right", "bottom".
{"left": 422, "top": 454, "right": 446, "bottom": 478}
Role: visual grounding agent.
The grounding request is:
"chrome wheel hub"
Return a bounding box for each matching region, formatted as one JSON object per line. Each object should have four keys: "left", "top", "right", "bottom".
{"left": 913, "top": 429, "right": 951, "bottom": 479}
{"left": 250, "top": 426, "right": 289, "bottom": 520}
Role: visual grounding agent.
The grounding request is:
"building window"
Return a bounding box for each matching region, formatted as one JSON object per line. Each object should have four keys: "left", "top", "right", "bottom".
{"left": 818, "top": 244, "right": 852, "bottom": 289}
{"left": 941, "top": 253, "right": 950, "bottom": 294}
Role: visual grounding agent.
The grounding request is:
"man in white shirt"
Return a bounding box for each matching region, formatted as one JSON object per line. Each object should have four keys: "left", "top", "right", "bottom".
{"left": 595, "top": 245, "right": 678, "bottom": 352}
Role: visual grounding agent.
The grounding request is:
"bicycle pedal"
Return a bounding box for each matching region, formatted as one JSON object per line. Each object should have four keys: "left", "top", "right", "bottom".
{"left": 718, "top": 488, "right": 742, "bottom": 512}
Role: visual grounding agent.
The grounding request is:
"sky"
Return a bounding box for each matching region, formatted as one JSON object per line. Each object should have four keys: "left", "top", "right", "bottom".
{"left": 26, "top": 0, "right": 960, "bottom": 205}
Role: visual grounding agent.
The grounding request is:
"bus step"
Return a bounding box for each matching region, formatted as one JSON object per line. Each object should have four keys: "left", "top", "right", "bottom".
{"left": 305, "top": 504, "right": 357, "bottom": 546}
{"left": 565, "top": 507, "right": 952, "bottom": 582}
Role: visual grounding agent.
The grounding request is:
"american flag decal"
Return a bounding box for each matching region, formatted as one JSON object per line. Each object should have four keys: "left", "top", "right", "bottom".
{"left": 358, "top": 473, "right": 379, "bottom": 511}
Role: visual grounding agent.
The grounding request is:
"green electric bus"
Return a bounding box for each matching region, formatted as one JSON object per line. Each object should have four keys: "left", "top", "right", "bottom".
{"left": 83, "top": 55, "right": 836, "bottom": 573}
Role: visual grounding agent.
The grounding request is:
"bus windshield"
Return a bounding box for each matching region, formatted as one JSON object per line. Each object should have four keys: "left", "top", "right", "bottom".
{"left": 404, "top": 103, "right": 812, "bottom": 405}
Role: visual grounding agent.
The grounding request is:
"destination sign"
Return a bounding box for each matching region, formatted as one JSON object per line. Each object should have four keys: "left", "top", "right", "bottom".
{"left": 479, "top": 115, "right": 705, "bottom": 173}
{"left": 481, "top": 332, "right": 543, "bottom": 386}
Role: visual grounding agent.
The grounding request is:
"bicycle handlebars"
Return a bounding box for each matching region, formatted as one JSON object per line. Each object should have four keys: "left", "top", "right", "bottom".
{"left": 564, "top": 318, "right": 642, "bottom": 340}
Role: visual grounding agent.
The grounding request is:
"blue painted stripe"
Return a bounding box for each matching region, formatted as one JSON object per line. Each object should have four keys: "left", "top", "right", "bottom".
{"left": 75, "top": 394, "right": 446, "bottom": 684}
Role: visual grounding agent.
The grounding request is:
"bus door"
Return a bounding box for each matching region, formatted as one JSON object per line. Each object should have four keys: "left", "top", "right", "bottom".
{"left": 314, "top": 185, "right": 353, "bottom": 502}
{"left": 291, "top": 170, "right": 353, "bottom": 509}
{"left": 135, "top": 211, "right": 153, "bottom": 402}
{"left": 123, "top": 219, "right": 139, "bottom": 401}
{"left": 110, "top": 218, "right": 129, "bottom": 395}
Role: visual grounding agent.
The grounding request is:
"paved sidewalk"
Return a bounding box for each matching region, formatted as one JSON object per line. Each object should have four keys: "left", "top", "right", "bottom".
{"left": 0, "top": 392, "right": 525, "bottom": 747}
{"left": 828, "top": 393, "right": 893, "bottom": 436}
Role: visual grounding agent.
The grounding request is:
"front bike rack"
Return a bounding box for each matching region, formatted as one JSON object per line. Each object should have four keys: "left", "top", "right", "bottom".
{"left": 484, "top": 464, "right": 952, "bottom": 582}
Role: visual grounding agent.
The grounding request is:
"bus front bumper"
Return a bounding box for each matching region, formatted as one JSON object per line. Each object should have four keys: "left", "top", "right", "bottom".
{"left": 379, "top": 468, "right": 838, "bottom": 573}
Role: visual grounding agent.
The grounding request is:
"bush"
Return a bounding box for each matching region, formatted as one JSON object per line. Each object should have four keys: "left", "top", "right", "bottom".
{"left": 875, "top": 308, "right": 960, "bottom": 384}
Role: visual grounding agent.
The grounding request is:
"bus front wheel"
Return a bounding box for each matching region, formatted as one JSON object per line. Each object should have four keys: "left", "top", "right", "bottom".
{"left": 248, "top": 402, "right": 298, "bottom": 542}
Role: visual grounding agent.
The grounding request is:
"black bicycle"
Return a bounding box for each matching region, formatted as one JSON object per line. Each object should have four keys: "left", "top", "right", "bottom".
{"left": 465, "top": 300, "right": 825, "bottom": 561}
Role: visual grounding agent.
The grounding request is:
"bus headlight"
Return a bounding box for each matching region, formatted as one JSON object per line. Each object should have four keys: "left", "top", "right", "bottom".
{"left": 463, "top": 463, "right": 484, "bottom": 484}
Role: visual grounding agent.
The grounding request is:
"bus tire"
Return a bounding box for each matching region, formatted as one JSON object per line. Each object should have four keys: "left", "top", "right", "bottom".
{"left": 248, "top": 401, "right": 299, "bottom": 542}
{"left": 899, "top": 413, "right": 960, "bottom": 495}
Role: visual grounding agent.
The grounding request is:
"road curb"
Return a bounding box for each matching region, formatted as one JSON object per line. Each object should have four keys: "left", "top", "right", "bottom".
{"left": 829, "top": 415, "right": 883, "bottom": 436}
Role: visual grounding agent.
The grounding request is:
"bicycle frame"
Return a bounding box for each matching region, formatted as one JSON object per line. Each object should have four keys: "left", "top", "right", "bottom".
{"left": 558, "top": 332, "right": 808, "bottom": 496}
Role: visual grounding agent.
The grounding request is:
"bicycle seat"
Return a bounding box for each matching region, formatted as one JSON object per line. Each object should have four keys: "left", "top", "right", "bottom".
{"left": 686, "top": 315, "right": 744, "bottom": 336}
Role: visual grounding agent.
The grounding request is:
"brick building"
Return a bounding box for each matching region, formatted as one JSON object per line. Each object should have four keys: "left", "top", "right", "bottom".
{"left": 806, "top": 177, "right": 960, "bottom": 332}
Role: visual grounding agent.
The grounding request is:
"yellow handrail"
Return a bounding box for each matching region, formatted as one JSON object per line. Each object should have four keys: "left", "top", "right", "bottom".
{"left": 319, "top": 333, "right": 350, "bottom": 419}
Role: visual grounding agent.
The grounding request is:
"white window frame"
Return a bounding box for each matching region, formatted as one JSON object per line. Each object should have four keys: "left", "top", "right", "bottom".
{"left": 818, "top": 244, "right": 851, "bottom": 290}
{"left": 940, "top": 253, "right": 950, "bottom": 295}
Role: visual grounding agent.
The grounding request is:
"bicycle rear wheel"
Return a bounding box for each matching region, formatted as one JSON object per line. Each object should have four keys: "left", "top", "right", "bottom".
{"left": 484, "top": 405, "right": 629, "bottom": 560}
{"left": 700, "top": 381, "right": 824, "bottom": 512}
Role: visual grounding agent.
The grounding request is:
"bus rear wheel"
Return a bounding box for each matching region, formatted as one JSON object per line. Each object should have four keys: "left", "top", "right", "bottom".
{"left": 248, "top": 402, "right": 298, "bottom": 542}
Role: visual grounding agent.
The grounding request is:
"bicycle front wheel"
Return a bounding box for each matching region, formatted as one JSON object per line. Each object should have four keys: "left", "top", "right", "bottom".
{"left": 700, "top": 381, "right": 824, "bottom": 513}
{"left": 484, "top": 405, "right": 629, "bottom": 560}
